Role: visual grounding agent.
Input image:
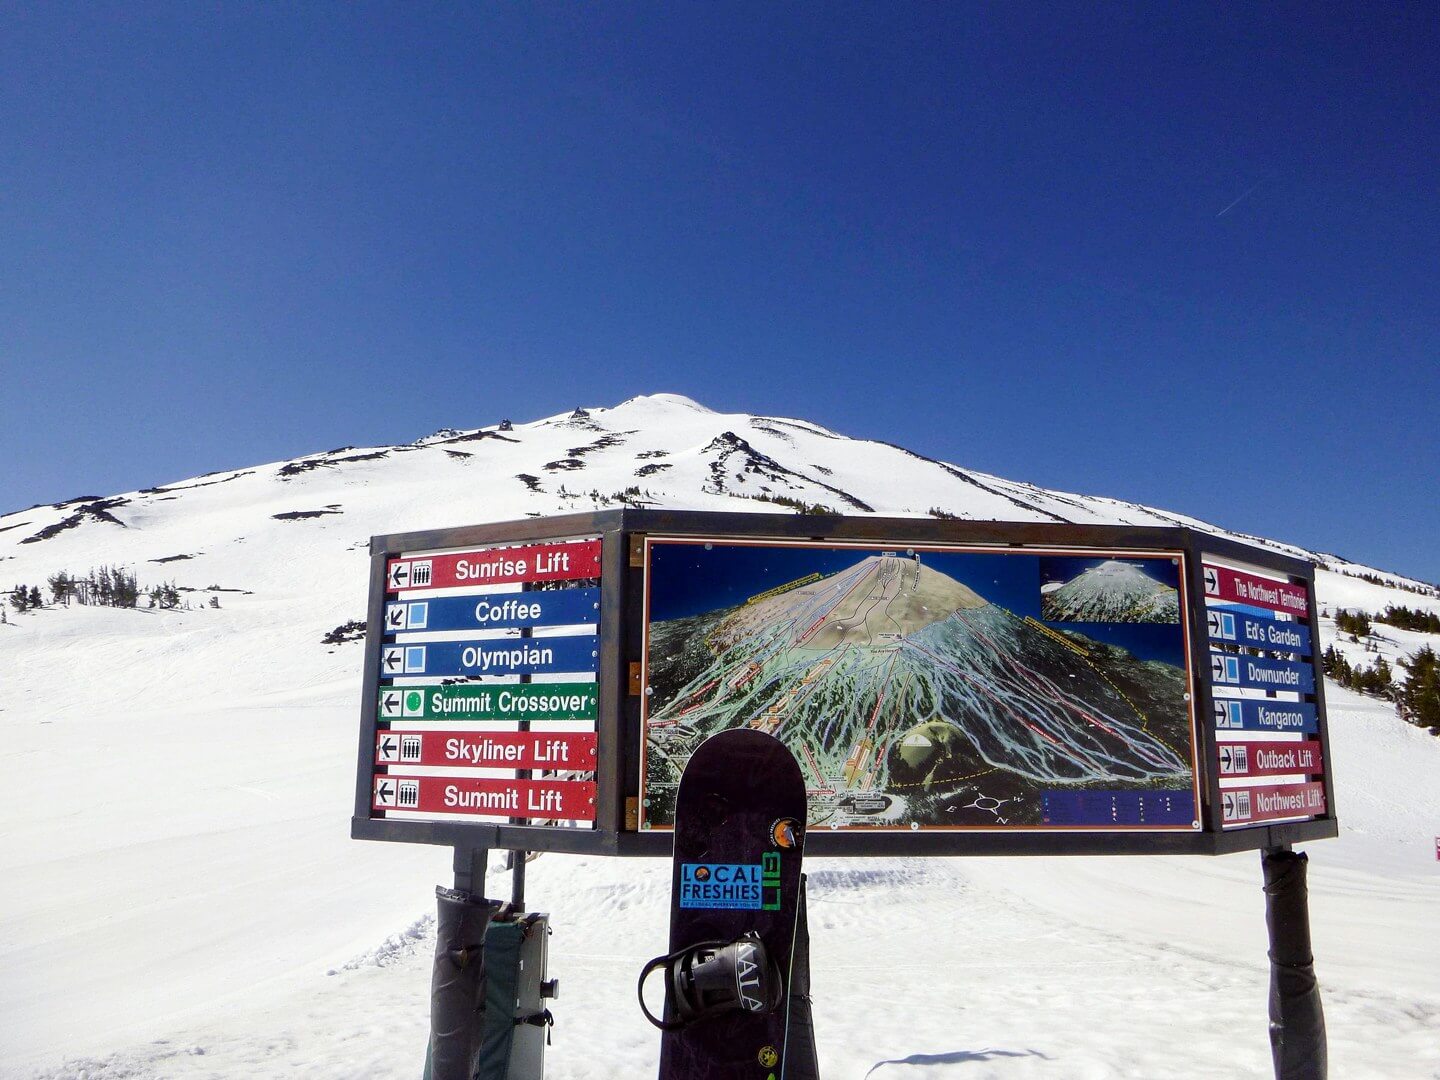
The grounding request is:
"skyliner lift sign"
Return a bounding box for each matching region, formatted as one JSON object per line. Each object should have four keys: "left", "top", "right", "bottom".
{"left": 352, "top": 511, "right": 1336, "bottom": 857}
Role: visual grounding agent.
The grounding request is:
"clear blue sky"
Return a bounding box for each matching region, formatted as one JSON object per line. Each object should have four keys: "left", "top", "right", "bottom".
{"left": 2, "top": 4, "right": 1436, "bottom": 582}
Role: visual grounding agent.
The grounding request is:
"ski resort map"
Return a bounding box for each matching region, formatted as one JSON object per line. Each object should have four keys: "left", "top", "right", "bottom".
{"left": 640, "top": 538, "right": 1202, "bottom": 834}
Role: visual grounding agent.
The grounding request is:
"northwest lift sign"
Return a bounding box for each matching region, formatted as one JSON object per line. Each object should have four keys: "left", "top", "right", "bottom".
{"left": 639, "top": 538, "right": 1203, "bottom": 834}
{"left": 368, "top": 536, "right": 602, "bottom": 827}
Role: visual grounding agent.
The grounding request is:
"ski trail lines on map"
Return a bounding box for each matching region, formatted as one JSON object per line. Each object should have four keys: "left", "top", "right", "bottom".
{"left": 951, "top": 607, "right": 1181, "bottom": 772}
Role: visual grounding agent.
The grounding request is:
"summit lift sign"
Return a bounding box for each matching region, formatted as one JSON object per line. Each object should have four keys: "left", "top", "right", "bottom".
{"left": 352, "top": 511, "right": 1337, "bottom": 857}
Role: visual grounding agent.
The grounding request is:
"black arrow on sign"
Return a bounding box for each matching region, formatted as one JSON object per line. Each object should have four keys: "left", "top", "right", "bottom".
{"left": 380, "top": 737, "right": 397, "bottom": 758}
{"left": 1219, "top": 746, "right": 1233, "bottom": 772}
{"left": 383, "top": 691, "right": 400, "bottom": 712}
{"left": 384, "top": 651, "right": 402, "bottom": 671}
{"left": 1207, "top": 611, "right": 1222, "bottom": 636}
{"left": 1203, "top": 567, "right": 1219, "bottom": 594}
{"left": 387, "top": 607, "right": 406, "bottom": 629}
{"left": 378, "top": 781, "right": 394, "bottom": 802}
{"left": 1223, "top": 792, "right": 1236, "bottom": 817}
{"left": 1210, "top": 655, "right": 1225, "bottom": 680}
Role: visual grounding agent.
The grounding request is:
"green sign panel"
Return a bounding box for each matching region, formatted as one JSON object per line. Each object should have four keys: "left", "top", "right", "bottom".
{"left": 378, "top": 682, "right": 598, "bottom": 722}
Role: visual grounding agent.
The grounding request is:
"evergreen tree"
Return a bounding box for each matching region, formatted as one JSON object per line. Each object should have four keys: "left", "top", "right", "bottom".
{"left": 113, "top": 567, "right": 139, "bottom": 608}
{"left": 9, "top": 587, "right": 28, "bottom": 613}
{"left": 1398, "top": 646, "right": 1440, "bottom": 734}
{"left": 1335, "top": 610, "right": 1372, "bottom": 637}
{"left": 1374, "top": 655, "right": 1393, "bottom": 695}
{"left": 27, "top": 585, "right": 41, "bottom": 609}
{"left": 1378, "top": 605, "right": 1440, "bottom": 634}
{"left": 47, "top": 571, "right": 72, "bottom": 605}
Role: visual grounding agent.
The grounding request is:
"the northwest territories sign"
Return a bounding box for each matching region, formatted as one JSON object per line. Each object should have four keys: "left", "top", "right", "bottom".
{"left": 640, "top": 539, "right": 1201, "bottom": 834}
{"left": 353, "top": 510, "right": 1336, "bottom": 856}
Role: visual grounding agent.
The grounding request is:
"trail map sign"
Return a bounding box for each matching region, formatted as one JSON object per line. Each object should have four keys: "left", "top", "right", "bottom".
{"left": 352, "top": 510, "right": 1337, "bottom": 856}
{"left": 640, "top": 540, "right": 1200, "bottom": 835}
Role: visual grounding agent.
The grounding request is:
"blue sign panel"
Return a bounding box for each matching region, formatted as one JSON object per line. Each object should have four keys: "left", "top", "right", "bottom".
{"left": 1204, "top": 607, "right": 1311, "bottom": 657}
{"left": 1041, "top": 789, "right": 1196, "bottom": 826}
{"left": 1211, "top": 698, "right": 1320, "bottom": 734}
{"left": 379, "top": 634, "right": 598, "bottom": 679}
{"left": 1208, "top": 651, "right": 1316, "bottom": 694}
{"left": 384, "top": 588, "right": 599, "bottom": 636}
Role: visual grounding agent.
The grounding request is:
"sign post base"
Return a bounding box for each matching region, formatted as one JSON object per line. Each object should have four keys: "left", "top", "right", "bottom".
{"left": 1261, "top": 846, "right": 1327, "bottom": 1080}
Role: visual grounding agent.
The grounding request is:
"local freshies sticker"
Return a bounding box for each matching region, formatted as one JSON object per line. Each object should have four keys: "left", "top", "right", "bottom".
{"left": 679, "top": 854, "right": 782, "bottom": 910}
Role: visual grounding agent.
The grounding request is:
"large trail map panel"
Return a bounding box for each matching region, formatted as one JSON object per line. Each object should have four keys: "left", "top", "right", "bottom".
{"left": 640, "top": 540, "right": 1201, "bottom": 832}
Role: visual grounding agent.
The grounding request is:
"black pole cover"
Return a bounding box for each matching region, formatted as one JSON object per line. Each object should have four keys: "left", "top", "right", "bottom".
{"left": 429, "top": 886, "right": 501, "bottom": 1080}
{"left": 1261, "top": 849, "right": 1327, "bottom": 1080}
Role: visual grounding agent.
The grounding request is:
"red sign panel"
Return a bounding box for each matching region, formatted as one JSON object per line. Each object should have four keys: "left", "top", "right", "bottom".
{"left": 1222, "top": 782, "right": 1326, "bottom": 826}
{"left": 373, "top": 775, "right": 597, "bottom": 821}
{"left": 387, "top": 539, "right": 601, "bottom": 593}
{"left": 376, "top": 729, "right": 597, "bottom": 770}
{"left": 1202, "top": 563, "right": 1309, "bottom": 617}
{"left": 1216, "top": 740, "right": 1323, "bottom": 778}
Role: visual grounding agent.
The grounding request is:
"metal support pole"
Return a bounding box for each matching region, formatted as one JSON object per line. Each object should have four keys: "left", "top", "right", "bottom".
{"left": 1261, "top": 846, "right": 1326, "bottom": 1080}
{"left": 427, "top": 847, "right": 500, "bottom": 1080}
{"left": 456, "top": 845, "right": 489, "bottom": 897}
{"left": 511, "top": 850, "right": 527, "bottom": 911}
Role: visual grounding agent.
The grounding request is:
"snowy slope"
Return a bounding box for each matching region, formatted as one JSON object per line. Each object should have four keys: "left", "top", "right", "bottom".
{"left": 2, "top": 394, "right": 1438, "bottom": 1079}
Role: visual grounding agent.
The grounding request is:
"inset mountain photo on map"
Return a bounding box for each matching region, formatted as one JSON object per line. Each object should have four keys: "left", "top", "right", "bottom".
{"left": 1040, "top": 556, "right": 1180, "bottom": 623}
{"left": 642, "top": 542, "right": 1195, "bottom": 831}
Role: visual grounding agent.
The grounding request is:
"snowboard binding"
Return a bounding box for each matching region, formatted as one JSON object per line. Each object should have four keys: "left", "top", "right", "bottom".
{"left": 637, "top": 931, "right": 783, "bottom": 1031}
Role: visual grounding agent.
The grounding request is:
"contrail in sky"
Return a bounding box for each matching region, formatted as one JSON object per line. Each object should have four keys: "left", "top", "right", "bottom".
{"left": 1216, "top": 182, "right": 1262, "bottom": 217}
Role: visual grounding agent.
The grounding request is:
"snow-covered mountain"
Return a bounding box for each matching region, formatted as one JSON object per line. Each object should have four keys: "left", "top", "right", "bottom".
{"left": 1, "top": 393, "right": 1431, "bottom": 603}
{"left": 1041, "top": 560, "right": 1181, "bottom": 623}
{"left": 2, "top": 393, "right": 1438, "bottom": 1079}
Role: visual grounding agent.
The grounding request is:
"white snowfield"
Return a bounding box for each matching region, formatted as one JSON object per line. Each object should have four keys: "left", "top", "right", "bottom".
{"left": 1, "top": 394, "right": 1437, "bottom": 1078}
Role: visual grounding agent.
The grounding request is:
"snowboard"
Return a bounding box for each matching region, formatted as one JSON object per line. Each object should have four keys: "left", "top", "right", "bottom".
{"left": 658, "top": 728, "right": 809, "bottom": 1080}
